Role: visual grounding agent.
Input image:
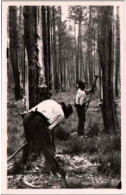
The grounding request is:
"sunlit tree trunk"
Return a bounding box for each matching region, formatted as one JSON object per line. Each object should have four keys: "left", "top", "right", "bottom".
{"left": 76, "top": 18, "right": 82, "bottom": 82}
{"left": 88, "top": 7, "right": 93, "bottom": 85}
{"left": 73, "top": 21, "right": 76, "bottom": 85}
{"left": 52, "top": 6, "right": 58, "bottom": 91}
{"left": 24, "top": 47, "right": 29, "bottom": 110}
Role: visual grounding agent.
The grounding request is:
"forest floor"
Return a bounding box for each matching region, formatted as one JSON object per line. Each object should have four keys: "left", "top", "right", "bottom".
{"left": 7, "top": 90, "right": 121, "bottom": 189}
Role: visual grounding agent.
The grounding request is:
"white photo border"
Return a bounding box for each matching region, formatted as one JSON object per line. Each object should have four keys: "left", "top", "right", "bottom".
{"left": 1, "top": 1, "right": 125, "bottom": 194}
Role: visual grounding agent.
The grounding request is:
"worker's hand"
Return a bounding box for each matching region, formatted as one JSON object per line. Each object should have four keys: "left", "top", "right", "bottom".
{"left": 90, "top": 87, "right": 95, "bottom": 93}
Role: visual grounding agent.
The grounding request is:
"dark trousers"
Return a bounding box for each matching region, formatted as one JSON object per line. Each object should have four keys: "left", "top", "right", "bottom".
{"left": 76, "top": 104, "right": 85, "bottom": 136}
{"left": 22, "top": 112, "right": 63, "bottom": 175}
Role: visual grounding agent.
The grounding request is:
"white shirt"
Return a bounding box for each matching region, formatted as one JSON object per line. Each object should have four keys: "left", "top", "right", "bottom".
{"left": 30, "top": 100, "right": 64, "bottom": 130}
{"left": 76, "top": 89, "right": 86, "bottom": 105}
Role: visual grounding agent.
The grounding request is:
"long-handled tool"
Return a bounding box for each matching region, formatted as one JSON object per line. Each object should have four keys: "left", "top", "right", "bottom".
{"left": 85, "top": 75, "right": 99, "bottom": 112}
{"left": 7, "top": 141, "right": 27, "bottom": 162}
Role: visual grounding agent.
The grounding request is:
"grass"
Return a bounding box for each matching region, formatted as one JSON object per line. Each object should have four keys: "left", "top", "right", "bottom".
{"left": 61, "top": 133, "right": 121, "bottom": 177}
{"left": 97, "top": 151, "right": 121, "bottom": 176}
{"left": 7, "top": 91, "right": 25, "bottom": 156}
{"left": 7, "top": 89, "right": 121, "bottom": 187}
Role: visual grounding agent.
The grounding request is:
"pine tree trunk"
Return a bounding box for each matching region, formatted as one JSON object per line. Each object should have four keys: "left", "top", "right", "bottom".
{"left": 88, "top": 7, "right": 93, "bottom": 85}
{"left": 76, "top": 19, "right": 81, "bottom": 83}
{"left": 9, "top": 6, "right": 22, "bottom": 100}
{"left": 74, "top": 20, "right": 77, "bottom": 85}
{"left": 24, "top": 48, "right": 29, "bottom": 110}
{"left": 50, "top": 7, "right": 54, "bottom": 90}
{"left": 42, "top": 6, "right": 51, "bottom": 89}
{"left": 36, "top": 6, "right": 45, "bottom": 87}
{"left": 115, "top": 7, "right": 120, "bottom": 97}
{"left": 24, "top": 6, "right": 37, "bottom": 108}
{"left": 42, "top": 7, "right": 48, "bottom": 85}
{"left": 52, "top": 6, "right": 58, "bottom": 91}
{"left": 98, "top": 7, "right": 119, "bottom": 132}
{"left": 17, "top": 6, "right": 24, "bottom": 89}
{"left": 47, "top": 6, "right": 51, "bottom": 89}
{"left": 58, "top": 7, "right": 63, "bottom": 89}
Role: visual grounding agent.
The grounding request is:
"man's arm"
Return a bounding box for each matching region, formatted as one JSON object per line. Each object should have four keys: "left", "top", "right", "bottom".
{"left": 85, "top": 88, "right": 91, "bottom": 95}
{"left": 48, "top": 115, "right": 64, "bottom": 131}
{"left": 85, "top": 87, "right": 95, "bottom": 95}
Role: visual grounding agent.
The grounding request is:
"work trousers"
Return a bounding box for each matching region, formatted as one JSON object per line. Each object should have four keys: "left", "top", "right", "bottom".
{"left": 76, "top": 104, "right": 85, "bottom": 136}
{"left": 22, "top": 111, "right": 62, "bottom": 175}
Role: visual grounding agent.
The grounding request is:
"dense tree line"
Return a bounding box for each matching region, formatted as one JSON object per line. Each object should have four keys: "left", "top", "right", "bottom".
{"left": 8, "top": 5, "right": 120, "bottom": 132}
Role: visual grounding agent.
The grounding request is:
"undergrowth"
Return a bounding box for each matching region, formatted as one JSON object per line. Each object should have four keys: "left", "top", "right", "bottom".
{"left": 7, "top": 89, "right": 121, "bottom": 185}
{"left": 61, "top": 132, "right": 121, "bottom": 177}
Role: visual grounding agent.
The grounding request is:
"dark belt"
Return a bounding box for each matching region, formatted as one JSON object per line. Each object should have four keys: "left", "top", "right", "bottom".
{"left": 28, "top": 110, "right": 49, "bottom": 124}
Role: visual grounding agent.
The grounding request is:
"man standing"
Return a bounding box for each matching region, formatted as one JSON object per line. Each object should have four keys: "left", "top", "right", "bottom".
{"left": 75, "top": 80, "right": 93, "bottom": 136}
{"left": 21, "top": 99, "right": 73, "bottom": 179}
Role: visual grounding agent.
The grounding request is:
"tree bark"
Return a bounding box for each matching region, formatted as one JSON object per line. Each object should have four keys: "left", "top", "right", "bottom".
{"left": 9, "top": 6, "right": 22, "bottom": 100}
{"left": 98, "top": 7, "right": 119, "bottom": 132}
{"left": 24, "top": 6, "right": 37, "bottom": 108}
{"left": 47, "top": 6, "right": 51, "bottom": 89}
{"left": 58, "top": 7, "right": 63, "bottom": 90}
{"left": 42, "top": 6, "right": 51, "bottom": 89}
{"left": 88, "top": 7, "right": 93, "bottom": 85}
{"left": 115, "top": 7, "right": 120, "bottom": 97}
{"left": 24, "top": 47, "right": 29, "bottom": 110}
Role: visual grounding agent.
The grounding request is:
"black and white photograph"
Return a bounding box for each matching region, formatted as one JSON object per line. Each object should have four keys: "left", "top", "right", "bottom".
{"left": 1, "top": 1, "right": 125, "bottom": 194}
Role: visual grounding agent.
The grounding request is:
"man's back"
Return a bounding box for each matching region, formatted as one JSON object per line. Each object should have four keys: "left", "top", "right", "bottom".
{"left": 30, "top": 100, "right": 64, "bottom": 126}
